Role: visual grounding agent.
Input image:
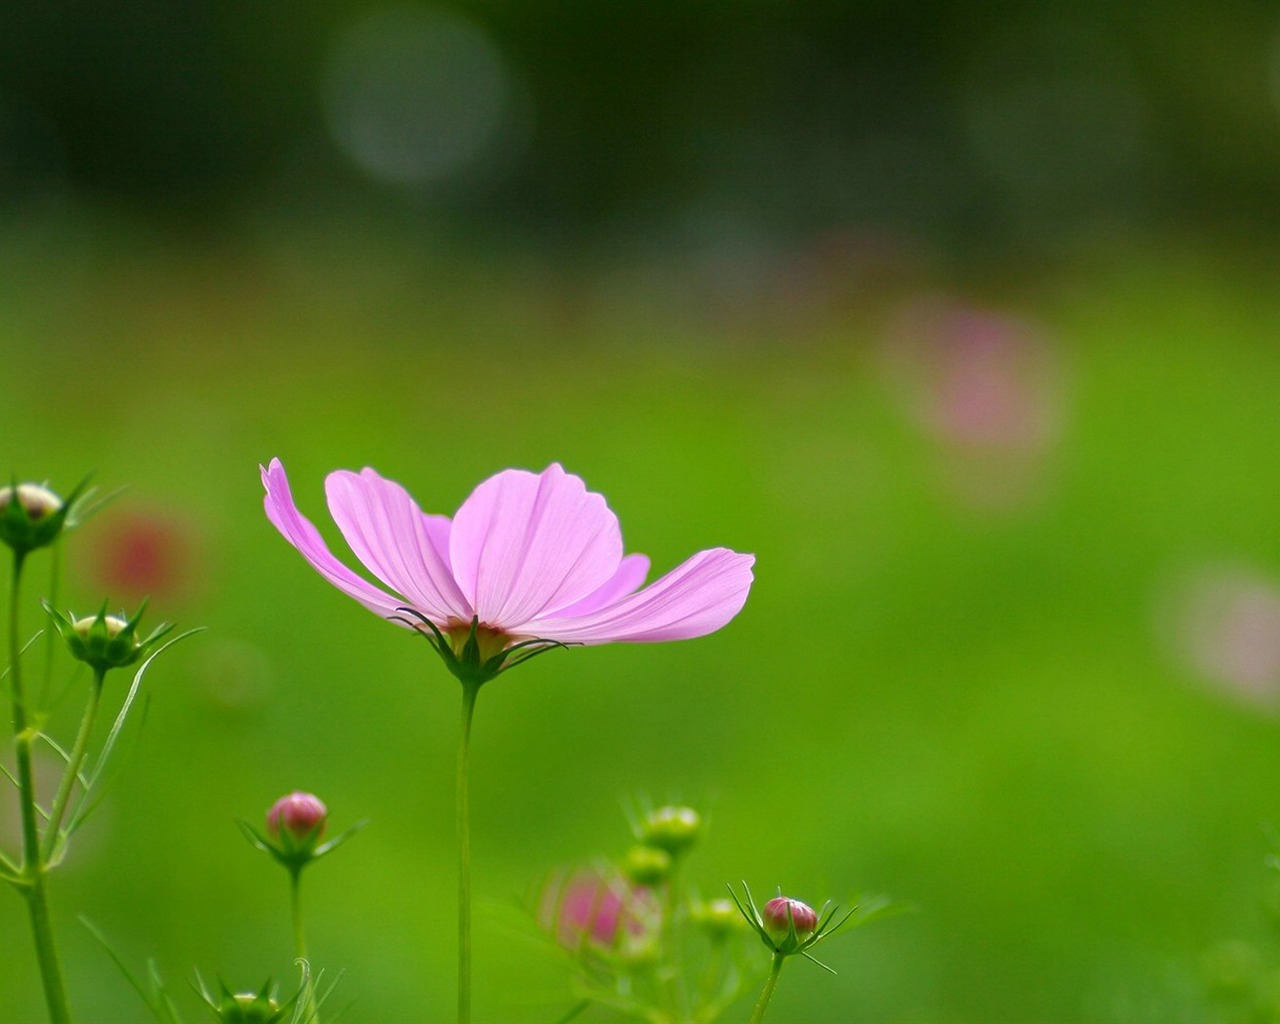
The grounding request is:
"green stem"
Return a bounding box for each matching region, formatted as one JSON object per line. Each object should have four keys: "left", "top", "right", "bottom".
{"left": 659, "top": 863, "right": 684, "bottom": 1020}
{"left": 291, "top": 870, "right": 319, "bottom": 1024}
{"left": 456, "top": 680, "right": 480, "bottom": 1024}
{"left": 41, "top": 668, "right": 105, "bottom": 864}
{"left": 39, "top": 540, "right": 61, "bottom": 709}
{"left": 9, "top": 553, "right": 74, "bottom": 1024}
{"left": 747, "top": 952, "right": 786, "bottom": 1024}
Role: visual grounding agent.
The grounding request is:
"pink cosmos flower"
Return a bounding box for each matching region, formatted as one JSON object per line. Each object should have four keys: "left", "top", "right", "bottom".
{"left": 539, "top": 869, "right": 659, "bottom": 951}
{"left": 261, "top": 459, "right": 753, "bottom": 677}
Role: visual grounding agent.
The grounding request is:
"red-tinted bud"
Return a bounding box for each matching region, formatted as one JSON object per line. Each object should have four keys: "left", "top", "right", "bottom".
{"left": 763, "top": 896, "right": 818, "bottom": 948}
{"left": 267, "top": 792, "right": 327, "bottom": 843}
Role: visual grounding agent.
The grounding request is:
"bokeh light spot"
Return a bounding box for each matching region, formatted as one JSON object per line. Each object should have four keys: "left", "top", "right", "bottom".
{"left": 322, "top": 5, "right": 519, "bottom": 187}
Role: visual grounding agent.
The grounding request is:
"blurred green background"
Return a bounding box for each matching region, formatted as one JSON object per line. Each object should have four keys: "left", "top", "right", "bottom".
{"left": 4, "top": 2, "right": 1280, "bottom": 1021}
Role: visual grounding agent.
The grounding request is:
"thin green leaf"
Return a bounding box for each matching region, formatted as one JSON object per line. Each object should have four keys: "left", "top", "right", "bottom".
{"left": 312, "top": 818, "right": 370, "bottom": 858}
{"left": 2, "top": 628, "right": 46, "bottom": 686}
{"left": 66, "top": 694, "right": 151, "bottom": 835}
{"left": 551, "top": 999, "right": 592, "bottom": 1024}
{"left": 86, "top": 627, "right": 204, "bottom": 791}
{"left": 145, "top": 960, "right": 184, "bottom": 1024}
{"left": 237, "top": 819, "right": 275, "bottom": 855}
{"left": 81, "top": 916, "right": 184, "bottom": 1024}
{"left": 799, "top": 949, "right": 838, "bottom": 975}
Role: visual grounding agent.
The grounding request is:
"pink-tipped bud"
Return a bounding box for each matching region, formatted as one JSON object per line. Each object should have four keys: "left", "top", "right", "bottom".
{"left": 763, "top": 896, "right": 818, "bottom": 946}
{"left": 266, "top": 792, "right": 327, "bottom": 843}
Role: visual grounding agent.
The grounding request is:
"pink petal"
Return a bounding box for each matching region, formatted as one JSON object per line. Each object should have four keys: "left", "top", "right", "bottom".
{"left": 524, "top": 548, "right": 754, "bottom": 643}
{"left": 261, "top": 459, "right": 409, "bottom": 624}
{"left": 449, "top": 464, "right": 624, "bottom": 629}
{"left": 325, "top": 469, "right": 471, "bottom": 623}
{"left": 549, "top": 554, "right": 650, "bottom": 618}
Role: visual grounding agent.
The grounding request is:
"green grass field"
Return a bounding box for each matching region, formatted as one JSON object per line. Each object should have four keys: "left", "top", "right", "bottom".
{"left": 3, "top": 219, "right": 1280, "bottom": 1022}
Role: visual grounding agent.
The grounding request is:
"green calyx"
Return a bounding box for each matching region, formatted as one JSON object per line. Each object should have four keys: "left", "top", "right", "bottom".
{"left": 640, "top": 805, "right": 702, "bottom": 855}
{"left": 45, "top": 600, "right": 175, "bottom": 674}
{"left": 209, "top": 979, "right": 290, "bottom": 1024}
{"left": 691, "top": 897, "right": 745, "bottom": 940}
{"left": 391, "top": 609, "right": 573, "bottom": 688}
{"left": 728, "top": 882, "right": 856, "bottom": 971}
{"left": 624, "top": 844, "right": 673, "bottom": 886}
{"left": 238, "top": 816, "right": 367, "bottom": 878}
{"left": 0, "top": 478, "right": 88, "bottom": 556}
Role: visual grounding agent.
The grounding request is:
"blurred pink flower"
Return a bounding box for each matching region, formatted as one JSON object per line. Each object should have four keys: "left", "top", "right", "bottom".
{"left": 267, "top": 791, "right": 328, "bottom": 843}
{"left": 261, "top": 459, "right": 753, "bottom": 657}
{"left": 539, "top": 870, "right": 658, "bottom": 950}
{"left": 1163, "top": 565, "right": 1280, "bottom": 713}
{"left": 889, "top": 297, "right": 1062, "bottom": 452}
{"left": 81, "top": 508, "right": 198, "bottom": 604}
{"left": 883, "top": 296, "right": 1065, "bottom": 507}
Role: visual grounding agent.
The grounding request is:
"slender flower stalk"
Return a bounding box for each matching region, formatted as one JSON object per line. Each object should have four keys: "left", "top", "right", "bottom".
{"left": 8, "top": 552, "right": 74, "bottom": 1024}
{"left": 242, "top": 791, "right": 363, "bottom": 1024}
{"left": 456, "top": 680, "right": 479, "bottom": 1024}
{"left": 262, "top": 459, "right": 754, "bottom": 1022}
{"left": 41, "top": 666, "right": 106, "bottom": 865}
{"left": 748, "top": 951, "right": 786, "bottom": 1024}
{"left": 290, "top": 871, "right": 317, "bottom": 1024}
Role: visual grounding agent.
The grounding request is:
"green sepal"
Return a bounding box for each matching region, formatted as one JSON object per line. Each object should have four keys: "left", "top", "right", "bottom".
{"left": 0, "top": 475, "right": 92, "bottom": 556}
{"left": 238, "top": 817, "right": 369, "bottom": 877}
{"left": 198, "top": 975, "right": 292, "bottom": 1024}
{"left": 727, "top": 881, "right": 891, "bottom": 965}
{"left": 391, "top": 608, "right": 575, "bottom": 688}
{"left": 44, "top": 600, "right": 176, "bottom": 674}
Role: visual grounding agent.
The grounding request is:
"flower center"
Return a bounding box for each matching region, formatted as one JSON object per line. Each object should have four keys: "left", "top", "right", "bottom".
{"left": 445, "top": 619, "right": 513, "bottom": 663}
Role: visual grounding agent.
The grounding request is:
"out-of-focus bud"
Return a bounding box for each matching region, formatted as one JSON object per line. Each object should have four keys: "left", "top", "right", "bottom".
{"left": 1201, "top": 939, "right": 1263, "bottom": 996}
{"left": 239, "top": 793, "right": 364, "bottom": 876}
{"left": 639, "top": 805, "right": 701, "bottom": 856}
{"left": 46, "top": 602, "right": 174, "bottom": 675}
{"left": 763, "top": 896, "right": 818, "bottom": 951}
{"left": 0, "top": 482, "right": 75, "bottom": 556}
{"left": 691, "top": 897, "right": 743, "bottom": 940}
{"left": 267, "top": 792, "right": 328, "bottom": 845}
{"left": 540, "top": 869, "right": 660, "bottom": 952}
{"left": 623, "top": 844, "right": 672, "bottom": 886}
{"left": 210, "top": 981, "right": 288, "bottom": 1024}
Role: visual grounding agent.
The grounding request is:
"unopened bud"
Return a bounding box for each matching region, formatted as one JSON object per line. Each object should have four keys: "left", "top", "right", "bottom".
{"left": 640, "top": 805, "right": 701, "bottom": 855}
{"left": 0, "top": 483, "right": 60, "bottom": 519}
{"left": 692, "top": 897, "right": 743, "bottom": 940}
{"left": 0, "top": 482, "right": 69, "bottom": 555}
{"left": 623, "top": 844, "right": 672, "bottom": 886}
{"left": 763, "top": 896, "right": 818, "bottom": 949}
{"left": 48, "top": 603, "right": 171, "bottom": 674}
{"left": 267, "top": 792, "right": 327, "bottom": 844}
{"left": 71, "top": 615, "right": 133, "bottom": 665}
{"left": 215, "top": 990, "right": 286, "bottom": 1024}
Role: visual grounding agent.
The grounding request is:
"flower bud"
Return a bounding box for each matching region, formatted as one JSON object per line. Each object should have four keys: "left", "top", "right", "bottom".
{"left": 639, "top": 805, "right": 701, "bottom": 855}
{"left": 267, "top": 792, "right": 327, "bottom": 844}
{"left": 623, "top": 844, "right": 672, "bottom": 886}
{"left": 0, "top": 482, "right": 69, "bottom": 555}
{"left": 763, "top": 896, "right": 818, "bottom": 950}
{"left": 214, "top": 990, "right": 287, "bottom": 1024}
{"left": 71, "top": 614, "right": 132, "bottom": 665}
{"left": 47, "top": 602, "right": 173, "bottom": 674}
{"left": 692, "top": 897, "right": 743, "bottom": 940}
{"left": 541, "top": 870, "right": 659, "bottom": 951}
